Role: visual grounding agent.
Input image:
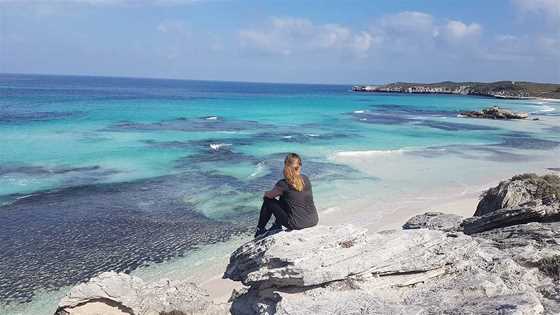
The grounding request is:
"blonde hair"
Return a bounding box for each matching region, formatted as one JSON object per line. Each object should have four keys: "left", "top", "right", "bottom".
{"left": 283, "top": 153, "right": 304, "bottom": 192}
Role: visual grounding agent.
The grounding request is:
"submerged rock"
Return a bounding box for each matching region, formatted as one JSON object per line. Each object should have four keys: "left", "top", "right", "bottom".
{"left": 55, "top": 272, "right": 226, "bottom": 315}
{"left": 459, "top": 106, "right": 529, "bottom": 120}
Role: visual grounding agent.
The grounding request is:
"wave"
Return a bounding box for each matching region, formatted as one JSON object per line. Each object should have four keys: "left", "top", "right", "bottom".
{"left": 539, "top": 105, "right": 556, "bottom": 112}
{"left": 334, "top": 149, "right": 408, "bottom": 157}
{"left": 205, "top": 116, "right": 218, "bottom": 120}
{"left": 539, "top": 98, "right": 560, "bottom": 103}
{"left": 209, "top": 143, "right": 231, "bottom": 151}
{"left": 353, "top": 110, "right": 365, "bottom": 114}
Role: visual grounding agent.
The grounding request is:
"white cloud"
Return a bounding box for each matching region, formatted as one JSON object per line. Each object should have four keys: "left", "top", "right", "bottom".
{"left": 239, "top": 13, "right": 486, "bottom": 61}
{"left": 380, "top": 11, "right": 436, "bottom": 37}
{"left": 157, "top": 20, "right": 189, "bottom": 34}
{"left": 513, "top": 0, "right": 560, "bottom": 24}
{"left": 239, "top": 17, "right": 377, "bottom": 58}
{"left": 441, "top": 20, "right": 482, "bottom": 41}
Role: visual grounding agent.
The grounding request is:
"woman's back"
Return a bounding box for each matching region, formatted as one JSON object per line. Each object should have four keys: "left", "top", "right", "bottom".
{"left": 276, "top": 174, "right": 318, "bottom": 229}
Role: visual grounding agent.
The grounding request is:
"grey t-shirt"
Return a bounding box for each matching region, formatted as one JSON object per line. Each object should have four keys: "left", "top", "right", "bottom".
{"left": 275, "top": 174, "right": 318, "bottom": 229}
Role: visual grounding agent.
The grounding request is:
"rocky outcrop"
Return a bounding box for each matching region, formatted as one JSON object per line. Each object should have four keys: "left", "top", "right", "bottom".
{"left": 55, "top": 272, "right": 226, "bottom": 315}
{"left": 402, "top": 211, "right": 464, "bottom": 232}
{"left": 462, "top": 174, "right": 560, "bottom": 234}
{"left": 459, "top": 106, "right": 529, "bottom": 120}
{"left": 222, "top": 173, "right": 560, "bottom": 314}
{"left": 224, "top": 225, "right": 551, "bottom": 314}
{"left": 476, "top": 173, "right": 560, "bottom": 216}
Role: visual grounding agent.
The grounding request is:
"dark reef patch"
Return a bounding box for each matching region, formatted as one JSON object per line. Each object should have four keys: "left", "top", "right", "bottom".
{"left": 0, "top": 164, "right": 106, "bottom": 176}
{"left": 415, "top": 120, "right": 497, "bottom": 131}
{"left": 351, "top": 111, "right": 415, "bottom": 125}
{"left": 546, "top": 126, "right": 560, "bottom": 133}
{"left": 407, "top": 145, "right": 531, "bottom": 162}
{"left": 0, "top": 111, "right": 83, "bottom": 124}
{"left": 0, "top": 172, "right": 251, "bottom": 304}
{"left": 370, "top": 104, "right": 457, "bottom": 117}
{"left": 349, "top": 106, "right": 496, "bottom": 132}
{"left": 103, "top": 116, "right": 271, "bottom": 133}
{"left": 495, "top": 133, "right": 560, "bottom": 150}
{"left": 253, "top": 131, "right": 351, "bottom": 144}
{"left": 176, "top": 149, "right": 258, "bottom": 167}
{"left": 0, "top": 164, "right": 119, "bottom": 198}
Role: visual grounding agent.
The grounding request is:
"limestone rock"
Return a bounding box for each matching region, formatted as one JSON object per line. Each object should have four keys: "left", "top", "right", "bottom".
{"left": 55, "top": 272, "right": 226, "bottom": 315}
{"left": 402, "top": 211, "right": 464, "bottom": 232}
{"left": 225, "top": 225, "right": 548, "bottom": 314}
{"left": 463, "top": 206, "right": 547, "bottom": 234}
{"left": 459, "top": 106, "right": 529, "bottom": 120}
{"left": 461, "top": 174, "right": 560, "bottom": 234}
{"left": 224, "top": 225, "right": 476, "bottom": 289}
{"left": 475, "top": 173, "right": 560, "bottom": 217}
{"left": 473, "top": 221, "right": 560, "bottom": 266}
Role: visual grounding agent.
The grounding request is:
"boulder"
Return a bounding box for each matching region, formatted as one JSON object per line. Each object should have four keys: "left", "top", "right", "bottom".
{"left": 224, "top": 225, "right": 547, "bottom": 314}
{"left": 475, "top": 173, "right": 560, "bottom": 216}
{"left": 462, "top": 174, "right": 560, "bottom": 234}
{"left": 224, "top": 225, "right": 476, "bottom": 289}
{"left": 459, "top": 106, "right": 529, "bottom": 120}
{"left": 55, "top": 272, "right": 226, "bottom": 315}
{"left": 402, "top": 211, "right": 464, "bottom": 232}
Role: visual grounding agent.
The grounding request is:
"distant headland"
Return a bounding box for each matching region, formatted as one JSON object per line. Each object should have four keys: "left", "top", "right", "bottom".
{"left": 352, "top": 81, "right": 560, "bottom": 99}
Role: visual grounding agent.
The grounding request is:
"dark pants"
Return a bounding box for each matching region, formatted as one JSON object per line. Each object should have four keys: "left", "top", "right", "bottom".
{"left": 257, "top": 198, "right": 292, "bottom": 229}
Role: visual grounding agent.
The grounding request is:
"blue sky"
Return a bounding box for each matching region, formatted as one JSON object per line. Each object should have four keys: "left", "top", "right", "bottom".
{"left": 1, "top": 0, "right": 559, "bottom": 84}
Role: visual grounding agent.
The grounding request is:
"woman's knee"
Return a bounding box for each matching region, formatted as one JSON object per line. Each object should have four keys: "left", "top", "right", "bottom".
{"left": 263, "top": 197, "right": 275, "bottom": 205}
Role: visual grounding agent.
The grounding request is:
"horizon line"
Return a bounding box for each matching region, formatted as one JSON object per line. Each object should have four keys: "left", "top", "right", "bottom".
{"left": 0, "top": 72, "right": 354, "bottom": 87}
{"left": 2, "top": 72, "right": 558, "bottom": 86}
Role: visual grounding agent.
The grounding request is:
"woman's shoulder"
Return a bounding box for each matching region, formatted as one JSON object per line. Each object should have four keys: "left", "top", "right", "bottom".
{"left": 275, "top": 178, "right": 288, "bottom": 187}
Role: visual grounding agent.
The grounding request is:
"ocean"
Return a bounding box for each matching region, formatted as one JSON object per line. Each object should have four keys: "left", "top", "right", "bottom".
{"left": 1, "top": 74, "right": 559, "bottom": 314}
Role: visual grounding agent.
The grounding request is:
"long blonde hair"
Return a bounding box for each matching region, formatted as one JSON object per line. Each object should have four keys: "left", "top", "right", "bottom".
{"left": 283, "top": 153, "right": 304, "bottom": 192}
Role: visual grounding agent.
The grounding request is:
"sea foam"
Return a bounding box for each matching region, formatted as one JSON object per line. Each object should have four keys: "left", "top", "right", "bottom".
{"left": 334, "top": 149, "right": 407, "bottom": 157}
{"left": 209, "top": 143, "right": 231, "bottom": 151}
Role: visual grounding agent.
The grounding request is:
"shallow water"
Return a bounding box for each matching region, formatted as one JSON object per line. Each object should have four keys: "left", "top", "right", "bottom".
{"left": 1, "top": 74, "right": 559, "bottom": 313}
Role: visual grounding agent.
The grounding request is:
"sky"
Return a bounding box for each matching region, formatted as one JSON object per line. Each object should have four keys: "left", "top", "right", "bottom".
{"left": 0, "top": 0, "right": 559, "bottom": 84}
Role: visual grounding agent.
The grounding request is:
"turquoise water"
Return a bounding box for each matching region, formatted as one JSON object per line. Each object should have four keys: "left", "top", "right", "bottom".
{"left": 1, "top": 74, "right": 559, "bottom": 312}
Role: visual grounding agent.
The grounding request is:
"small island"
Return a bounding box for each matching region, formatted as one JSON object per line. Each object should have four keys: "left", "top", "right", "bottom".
{"left": 353, "top": 81, "right": 560, "bottom": 99}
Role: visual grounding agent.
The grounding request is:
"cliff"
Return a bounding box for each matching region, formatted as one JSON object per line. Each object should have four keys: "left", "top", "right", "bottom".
{"left": 55, "top": 173, "right": 560, "bottom": 315}
{"left": 352, "top": 81, "right": 560, "bottom": 99}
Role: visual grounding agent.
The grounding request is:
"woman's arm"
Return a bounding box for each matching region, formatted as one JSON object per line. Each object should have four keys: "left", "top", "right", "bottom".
{"left": 264, "top": 186, "right": 283, "bottom": 199}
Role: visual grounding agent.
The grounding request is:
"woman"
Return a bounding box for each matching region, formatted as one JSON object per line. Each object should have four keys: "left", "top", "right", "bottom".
{"left": 255, "top": 153, "right": 318, "bottom": 238}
